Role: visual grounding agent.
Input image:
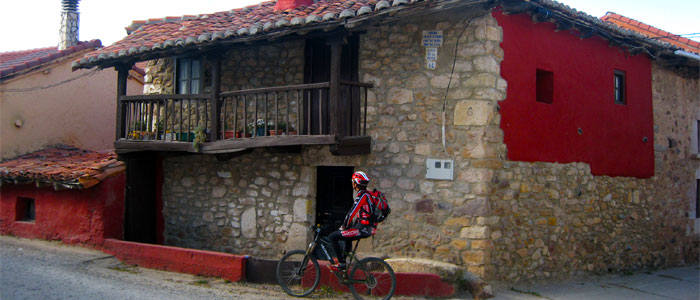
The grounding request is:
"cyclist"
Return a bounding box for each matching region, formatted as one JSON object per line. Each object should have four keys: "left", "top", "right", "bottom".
{"left": 327, "top": 171, "right": 377, "bottom": 272}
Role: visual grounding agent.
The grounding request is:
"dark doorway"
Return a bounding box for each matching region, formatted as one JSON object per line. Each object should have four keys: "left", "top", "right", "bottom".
{"left": 316, "top": 166, "right": 354, "bottom": 235}
{"left": 303, "top": 35, "right": 359, "bottom": 135}
{"left": 124, "top": 153, "right": 157, "bottom": 244}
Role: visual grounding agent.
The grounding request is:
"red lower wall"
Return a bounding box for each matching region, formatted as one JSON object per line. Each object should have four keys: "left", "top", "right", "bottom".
{"left": 0, "top": 174, "right": 125, "bottom": 245}
{"left": 494, "top": 9, "right": 654, "bottom": 177}
{"left": 103, "top": 239, "right": 247, "bottom": 282}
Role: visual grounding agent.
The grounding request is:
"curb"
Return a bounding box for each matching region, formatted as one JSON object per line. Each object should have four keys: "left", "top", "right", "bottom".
{"left": 101, "top": 239, "right": 466, "bottom": 298}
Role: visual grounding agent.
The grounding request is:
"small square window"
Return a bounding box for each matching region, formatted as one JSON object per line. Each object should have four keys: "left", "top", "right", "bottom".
{"left": 614, "top": 70, "right": 626, "bottom": 105}
{"left": 536, "top": 69, "right": 554, "bottom": 104}
{"left": 16, "top": 197, "right": 35, "bottom": 222}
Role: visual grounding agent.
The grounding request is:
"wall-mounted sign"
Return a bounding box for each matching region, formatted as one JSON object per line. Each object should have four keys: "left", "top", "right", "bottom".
{"left": 422, "top": 31, "right": 444, "bottom": 47}
{"left": 425, "top": 47, "right": 438, "bottom": 61}
{"left": 422, "top": 30, "right": 443, "bottom": 70}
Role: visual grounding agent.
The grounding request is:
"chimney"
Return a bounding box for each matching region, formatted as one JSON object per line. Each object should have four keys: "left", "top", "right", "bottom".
{"left": 274, "top": 0, "right": 314, "bottom": 11}
{"left": 58, "top": 0, "right": 80, "bottom": 50}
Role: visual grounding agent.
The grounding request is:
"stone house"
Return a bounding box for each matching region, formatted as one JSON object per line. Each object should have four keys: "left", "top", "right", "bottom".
{"left": 73, "top": 0, "right": 699, "bottom": 281}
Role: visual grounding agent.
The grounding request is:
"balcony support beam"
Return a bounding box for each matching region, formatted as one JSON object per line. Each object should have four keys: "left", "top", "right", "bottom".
{"left": 208, "top": 53, "right": 222, "bottom": 141}
{"left": 115, "top": 63, "right": 132, "bottom": 140}
{"left": 328, "top": 37, "right": 343, "bottom": 137}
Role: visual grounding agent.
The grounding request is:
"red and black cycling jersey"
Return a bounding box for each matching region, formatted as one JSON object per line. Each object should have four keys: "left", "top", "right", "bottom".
{"left": 342, "top": 190, "right": 373, "bottom": 229}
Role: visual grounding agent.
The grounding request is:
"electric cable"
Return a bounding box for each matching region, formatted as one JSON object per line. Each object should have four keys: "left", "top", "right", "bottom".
{"left": 441, "top": 16, "right": 475, "bottom": 155}
{"left": 1, "top": 68, "right": 100, "bottom": 93}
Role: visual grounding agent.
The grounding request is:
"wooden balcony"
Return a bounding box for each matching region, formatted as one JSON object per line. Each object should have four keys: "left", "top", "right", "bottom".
{"left": 114, "top": 81, "right": 372, "bottom": 155}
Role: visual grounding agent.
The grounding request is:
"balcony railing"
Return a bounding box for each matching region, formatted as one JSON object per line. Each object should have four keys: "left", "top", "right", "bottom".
{"left": 115, "top": 81, "right": 372, "bottom": 154}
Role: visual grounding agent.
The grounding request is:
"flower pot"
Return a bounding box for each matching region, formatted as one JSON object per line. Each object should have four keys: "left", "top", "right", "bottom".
{"left": 255, "top": 127, "right": 266, "bottom": 137}
{"left": 177, "top": 132, "right": 195, "bottom": 142}
{"left": 224, "top": 130, "right": 236, "bottom": 139}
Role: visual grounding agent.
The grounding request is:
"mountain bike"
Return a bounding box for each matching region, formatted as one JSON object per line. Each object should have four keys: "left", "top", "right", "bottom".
{"left": 276, "top": 225, "right": 396, "bottom": 300}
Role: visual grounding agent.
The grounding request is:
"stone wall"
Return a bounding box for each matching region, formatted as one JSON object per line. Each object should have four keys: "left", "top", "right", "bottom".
{"left": 154, "top": 11, "right": 506, "bottom": 268}
{"left": 487, "top": 63, "right": 700, "bottom": 281}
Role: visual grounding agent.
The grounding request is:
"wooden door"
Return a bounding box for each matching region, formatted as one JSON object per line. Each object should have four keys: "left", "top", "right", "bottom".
{"left": 315, "top": 166, "right": 354, "bottom": 235}
{"left": 303, "top": 36, "right": 359, "bottom": 135}
{"left": 124, "top": 153, "right": 157, "bottom": 244}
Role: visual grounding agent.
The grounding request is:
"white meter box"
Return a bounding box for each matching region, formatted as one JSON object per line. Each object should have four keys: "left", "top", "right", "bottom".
{"left": 426, "top": 158, "right": 454, "bottom": 180}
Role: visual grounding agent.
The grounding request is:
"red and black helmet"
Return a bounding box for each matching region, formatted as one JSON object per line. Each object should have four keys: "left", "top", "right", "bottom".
{"left": 352, "top": 171, "right": 370, "bottom": 186}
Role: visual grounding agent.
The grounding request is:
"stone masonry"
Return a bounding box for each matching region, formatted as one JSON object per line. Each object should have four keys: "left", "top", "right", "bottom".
{"left": 145, "top": 9, "right": 699, "bottom": 281}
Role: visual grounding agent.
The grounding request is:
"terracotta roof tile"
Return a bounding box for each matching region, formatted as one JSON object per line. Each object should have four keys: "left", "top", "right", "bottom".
{"left": 0, "top": 145, "right": 124, "bottom": 189}
{"left": 74, "top": 0, "right": 687, "bottom": 69}
{"left": 0, "top": 40, "right": 102, "bottom": 80}
{"left": 601, "top": 12, "right": 700, "bottom": 54}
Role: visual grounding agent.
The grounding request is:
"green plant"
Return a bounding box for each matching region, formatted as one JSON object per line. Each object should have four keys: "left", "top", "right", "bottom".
{"left": 193, "top": 126, "right": 207, "bottom": 152}
{"left": 131, "top": 120, "right": 147, "bottom": 131}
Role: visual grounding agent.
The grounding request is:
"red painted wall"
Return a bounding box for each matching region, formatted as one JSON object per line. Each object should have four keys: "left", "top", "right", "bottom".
{"left": 103, "top": 239, "right": 247, "bottom": 282}
{"left": 0, "top": 174, "right": 125, "bottom": 245}
{"left": 494, "top": 9, "right": 654, "bottom": 177}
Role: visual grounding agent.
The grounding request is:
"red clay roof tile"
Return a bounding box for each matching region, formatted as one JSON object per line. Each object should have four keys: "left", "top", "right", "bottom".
{"left": 75, "top": 0, "right": 688, "bottom": 69}
{"left": 0, "top": 145, "right": 124, "bottom": 189}
{"left": 0, "top": 40, "right": 102, "bottom": 80}
{"left": 601, "top": 12, "right": 700, "bottom": 54}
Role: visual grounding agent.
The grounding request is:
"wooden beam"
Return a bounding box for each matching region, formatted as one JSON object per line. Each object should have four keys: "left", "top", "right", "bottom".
{"left": 330, "top": 136, "right": 371, "bottom": 155}
{"left": 115, "top": 140, "right": 195, "bottom": 152}
{"left": 201, "top": 135, "right": 336, "bottom": 152}
{"left": 115, "top": 63, "right": 132, "bottom": 140}
{"left": 208, "top": 53, "right": 222, "bottom": 141}
{"left": 328, "top": 38, "right": 343, "bottom": 137}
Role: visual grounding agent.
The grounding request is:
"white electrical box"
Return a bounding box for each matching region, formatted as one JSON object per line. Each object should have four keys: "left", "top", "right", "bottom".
{"left": 426, "top": 158, "right": 454, "bottom": 180}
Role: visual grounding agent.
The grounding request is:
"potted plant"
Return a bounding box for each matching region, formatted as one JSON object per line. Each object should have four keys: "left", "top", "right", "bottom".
{"left": 247, "top": 119, "right": 267, "bottom": 137}
{"left": 268, "top": 121, "right": 286, "bottom": 136}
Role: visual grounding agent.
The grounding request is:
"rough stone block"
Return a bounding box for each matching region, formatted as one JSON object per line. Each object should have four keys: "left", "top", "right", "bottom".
{"left": 454, "top": 100, "right": 493, "bottom": 126}
{"left": 293, "top": 199, "right": 307, "bottom": 222}
{"left": 241, "top": 207, "right": 256, "bottom": 239}
{"left": 388, "top": 88, "right": 413, "bottom": 104}
{"left": 460, "top": 226, "right": 488, "bottom": 239}
{"left": 462, "top": 250, "right": 486, "bottom": 264}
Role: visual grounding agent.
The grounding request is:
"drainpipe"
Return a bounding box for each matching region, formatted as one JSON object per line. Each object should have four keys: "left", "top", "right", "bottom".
{"left": 59, "top": 0, "right": 80, "bottom": 50}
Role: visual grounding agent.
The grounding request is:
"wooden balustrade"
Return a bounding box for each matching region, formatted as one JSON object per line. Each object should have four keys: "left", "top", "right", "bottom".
{"left": 116, "top": 81, "right": 372, "bottom": 153}
{"left": 118, "top": 94, "right": 210, "bottom": 142}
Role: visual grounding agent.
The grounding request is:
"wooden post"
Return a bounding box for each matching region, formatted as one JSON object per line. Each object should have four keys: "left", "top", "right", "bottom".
{"left": 209, "top": 54, "right": 222, "bottom": 141}
{"left": 115, "top": 63, "right": 131, "bottom": 140}
{"left": 328, "top": 38, "right": 343, "bottom": 137}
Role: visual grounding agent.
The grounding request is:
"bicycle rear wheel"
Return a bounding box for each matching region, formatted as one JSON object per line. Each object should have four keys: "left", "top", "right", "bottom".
{"left": 348, "top": 257, "right": 396, "bottom": 300}
{"left": 276, "top": 249, "right": 321, "bottom": 297}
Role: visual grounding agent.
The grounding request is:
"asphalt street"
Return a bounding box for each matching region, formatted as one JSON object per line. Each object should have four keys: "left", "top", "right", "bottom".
{"left": 1, "top": 236, "right": 697, "bottom": 299}
{"left": 0, "top": 236, "right": 346, "bottom": 300}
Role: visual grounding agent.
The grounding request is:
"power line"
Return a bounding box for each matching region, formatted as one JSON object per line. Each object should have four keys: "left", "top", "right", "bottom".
{"left": 0, "top": 68, "right": 101, "bottom": 93}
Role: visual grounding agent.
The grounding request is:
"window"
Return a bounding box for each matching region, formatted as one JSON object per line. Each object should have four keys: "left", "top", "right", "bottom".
{"left": 614, "top": 70, "right": 626, "bottom": 105}
{"left": 176, "top": 58, "right": 201, "bottom": 94}
{"left": 536, "top": 69, "right": 554, "bottom": 104}
{"left": 16, "top": 197, "right": 35, "bottom": 222}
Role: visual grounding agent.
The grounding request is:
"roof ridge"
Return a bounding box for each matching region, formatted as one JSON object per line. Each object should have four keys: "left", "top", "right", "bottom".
{"left": 601, "top": 12, "right": 700, "bottom": 52}
{"left": 125, "top": 1, "right": 277, "bottom": 34}
{"left": 1, "top": 40, "right": 102, "bottom": 80}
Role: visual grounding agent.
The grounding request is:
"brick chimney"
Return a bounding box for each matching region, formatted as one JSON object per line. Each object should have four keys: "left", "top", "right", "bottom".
{"left": 58, "top": 0, "right": 80, "bottom": 50}
{"left": 274, "top": 0, "right": 314, "bottom": 11}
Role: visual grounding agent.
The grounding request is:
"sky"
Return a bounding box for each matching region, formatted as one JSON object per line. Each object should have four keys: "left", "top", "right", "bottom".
{"left": 0, "top": 0, "right": 698, "bottom": 52}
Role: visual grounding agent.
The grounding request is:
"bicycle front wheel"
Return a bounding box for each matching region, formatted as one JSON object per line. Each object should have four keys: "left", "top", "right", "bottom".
{"left": 276, "top": 249, "right": 321, "bottom": 297}
{"left": 348, "top": 257, "right": 396, "bottom": 300}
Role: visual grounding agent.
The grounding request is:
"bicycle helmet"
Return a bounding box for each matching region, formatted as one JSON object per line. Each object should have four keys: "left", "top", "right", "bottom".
{"left": 351, "top": 171, "right": 370, "bottom": 186}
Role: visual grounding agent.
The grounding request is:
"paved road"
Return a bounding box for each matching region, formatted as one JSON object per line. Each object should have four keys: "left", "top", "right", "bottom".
{"left": 0, "top": 236, "right": 349, "bottom": 300}
{"left": 490, "top": 266, "right": 699, "bottom": 300}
